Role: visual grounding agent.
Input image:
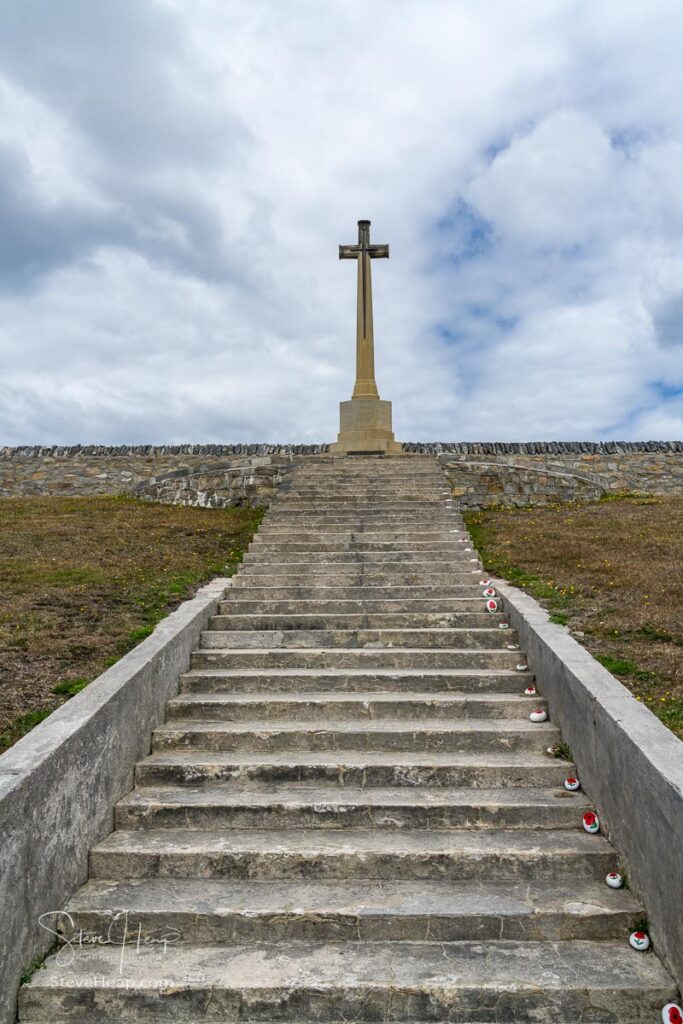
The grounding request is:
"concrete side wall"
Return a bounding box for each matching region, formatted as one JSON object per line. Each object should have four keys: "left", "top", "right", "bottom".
{"left": 496, "top": 580, "right": 683, "bottom": 987}
{"left": 0, "top": 577, "right": 229, "bottom": 1024}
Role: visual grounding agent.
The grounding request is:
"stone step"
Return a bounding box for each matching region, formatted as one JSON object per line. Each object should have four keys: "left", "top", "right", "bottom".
{"left": 178, "top": 668, "right": 527, "bottom": 695}
{"left": 265, "top": 515, "right": 463, "bottom": 525}
{"left": 228, "top": 585, "right": 488, "bottom": 599}
{"left": 257, "top": 526, "right": 467, "bottom": 537}
{"left": 134, "top": 749, "right": 572, "bottom": 789}
{"left": 89, "top": 827, "right": 613, "bottom": 882}
{"left": 115, "top": 783, "right": 584, "bottom": 831}
{"left": 264, "top": 507, "right": 460, "bottom": 517}
{"left": 151, "top": 717, "right": 558, "bottom": 754}
{"left": 22, "top": 939, "right": 674, "bottom": 1021}
{"left": 199, "top": 628, "right": 514, "bottom": 650}
{"left": 252, "top": 539, "right": 467, "bottom": 550}
{"left": 166, "top": 691, "right": 543, "bottom": 722}
{"left": 234, "top": 573, "right": 484, "bottom": 587}
{"left": 277, "top": 496, "right": 449, "bottom": 505}
{"left": 210, "top": 612, "right": 506, "bottom": 629}
{"left": 190, "top": 648, "right": 527, "bottom": 670}
{"left": 62, "top": 876, "right": 639, "bottom": 944}
{"left": 243, "top": 549, "right": 474, "bottom": 564}
{"left": 218, "top": 598, "right": 500, "bottom": 613}
{"left": 240, "top": 557, "right": 481, "bottom": 573}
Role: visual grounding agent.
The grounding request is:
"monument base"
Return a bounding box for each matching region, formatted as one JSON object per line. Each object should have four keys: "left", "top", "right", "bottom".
{"left": 329, "top": 398, "right": 403, "bottom": 455}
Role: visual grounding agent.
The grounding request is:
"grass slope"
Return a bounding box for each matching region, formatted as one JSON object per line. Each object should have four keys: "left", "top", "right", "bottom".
{"left": 0, "top": 496, "right": 262, "bottom": 752}
{"left": 465, "top": 493, "right": 683, "bottom": 739}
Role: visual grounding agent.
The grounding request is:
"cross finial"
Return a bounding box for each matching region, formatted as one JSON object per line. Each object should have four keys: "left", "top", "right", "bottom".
{"left": 339, "top": 219, "right": 389, "bottom": 260}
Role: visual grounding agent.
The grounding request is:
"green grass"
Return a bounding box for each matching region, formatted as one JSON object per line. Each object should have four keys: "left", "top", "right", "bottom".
{"left": 595, "top": 654, "right": 659, "bottom": 684}
{"left": 549, "top": 612, "right": 570, "bottom": 626}
{"left": 0, "top": 496, "right": 264, "bottom": 752}
{"left": 0, "top": 709, "right": 53, "bottom": 754}
{"left": 547, "top": 741, "right": 573, "bottom": 761}
{"left": 464, "top": 495, "right": 683, "bottom": 739}
{"left": 51, "top": 678, "right": 90, "bottom": 697}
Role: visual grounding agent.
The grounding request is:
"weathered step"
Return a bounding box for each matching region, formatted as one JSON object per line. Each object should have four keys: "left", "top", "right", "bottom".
{"left": 151, "top": 717, "right": 558, "bottom": 753}
{"left": 135, "top": 749, "right": 568, "bottom": 789}
{"left": 264, "top": 516, "right": 462, "bottom": 524}
{"left": 251, "top": 542, "right": 468, "bottom": 554}
{"left": 90, "top": 827, "right": 613, "bottom": 881}
{"left": 22, "top": 939, "right": 674, "bottom": 1022}
{"left": 234, "top": 574, "right": 484, "bottom": 589}
{"left": 166, "top": 691, "right": 541, "bottom": 722}
{"left": 199, "top": 628, "right": 514, "bottom": 650}
{"left": 262, "top": 524, "right": 464, "bottom": 532}
{"left": 179, "top": 668, "right": 527, "bottom": 695}
{"left": 276, "top": 502, "right": 451, "bottom": 511}
{"left": 243, "top": 549, "right": 474, "bottom": 564}
{"left": 238, "top": 563, "right": 481, "bottom": 577}
{"left": 191, "top": 648, "right": 527, "bottom": 670}
{"left": 210, "top": 612, "right": 505, "bottom": 629}
{"left": 62, "top": 876, "right": 639, "bottom": 943}
{"left": 257, "top": 525, "right": 467, "bottom": 537}
{"left": 252, "top": 536, "right": 466, "bottom": 549}
{"left": 228, "top": 585, "right": 489, "bottom": 600}
{"left": 115, "top": 783, "right": 585, "bottom": 831}
{"left": 218, "top": 598, "right": 499, "bottom": 614}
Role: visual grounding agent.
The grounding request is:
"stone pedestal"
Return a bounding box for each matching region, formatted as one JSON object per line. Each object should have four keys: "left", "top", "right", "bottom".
{"left": 329, "top": 398, "right": 403, "bottom": 455}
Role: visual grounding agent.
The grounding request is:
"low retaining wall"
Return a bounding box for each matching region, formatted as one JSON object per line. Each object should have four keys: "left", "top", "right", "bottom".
{"left": 1, "top": 442, "right": 683, "bottom": 509}
{"left": 496, "top": 580, "right": 683, "bottom": 987}
{"left": 0, "top": 577, "right": 230, "bottom": 1024}
{"left": 0, "top": 447, "right": 322, "bottom": 508}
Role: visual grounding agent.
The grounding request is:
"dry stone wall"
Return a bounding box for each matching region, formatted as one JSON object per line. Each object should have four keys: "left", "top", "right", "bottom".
{"left": 1, "top": 441, "right": 682, "bottom": 509}
{"left": 0, "top": 445, "right": 327, "bottom": 508}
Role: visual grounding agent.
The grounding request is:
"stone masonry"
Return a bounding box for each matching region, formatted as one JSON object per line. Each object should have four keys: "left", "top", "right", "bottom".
{"left": 20, "top": 456, "right": 677, "bottom": 1021}
{"left": 2, "top": 441, "right": 683, "bottom": 509}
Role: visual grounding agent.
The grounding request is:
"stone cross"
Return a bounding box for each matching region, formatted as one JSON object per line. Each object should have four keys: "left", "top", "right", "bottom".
{"left": 339, "top": 219, "right": 389, "bottom": 400}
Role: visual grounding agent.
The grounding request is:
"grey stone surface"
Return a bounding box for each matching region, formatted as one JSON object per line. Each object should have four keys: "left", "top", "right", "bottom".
{"left": 20, "top": 939, "right": 676, "bottom": 1021}
{"left": 0, "top": 577, "right": 229, "bottom": 1024}
{"left": 89, "top": 826, "right": 616, "bottom": 881}
{"left": 63, "top": 876, "right": 637, "bottom": 943}
{"left": 3, "top": 442, "right": 683, "bottom": 509}
{"left": 496, "top": 578, "right": 683, "bottom": 987}
{"left": 134, "top": 748, "right": 575, "bottom": 789}
{"left": 13, "top": 453, "right": 682, "bottom": 1021}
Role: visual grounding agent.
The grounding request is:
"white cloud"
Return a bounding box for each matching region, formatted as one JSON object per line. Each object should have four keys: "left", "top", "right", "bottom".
{"left": 0, "top": 0, "right": 682, "bottom": 443}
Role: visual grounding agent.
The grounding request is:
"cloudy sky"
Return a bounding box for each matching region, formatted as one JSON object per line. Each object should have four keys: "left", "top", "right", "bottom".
{"left": 1, "top": 0, "right": 682, "bottom": 444}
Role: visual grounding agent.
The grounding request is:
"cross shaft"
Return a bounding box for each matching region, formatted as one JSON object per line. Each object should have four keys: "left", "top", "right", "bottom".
{"left": 338, "top": 220, "right": 389, "bottom": 400}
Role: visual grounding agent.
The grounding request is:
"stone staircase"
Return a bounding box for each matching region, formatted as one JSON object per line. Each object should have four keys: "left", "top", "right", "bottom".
{"left": 20, "top": 456, "right": 676, "bottom": 1022}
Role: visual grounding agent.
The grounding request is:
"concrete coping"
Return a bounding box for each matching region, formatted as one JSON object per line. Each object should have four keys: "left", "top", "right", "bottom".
{"left": 495, "top": 579, "right": 683, "bottom": 989}
{"left": 0, "top": 576, "right": 230, "bottom": 1024}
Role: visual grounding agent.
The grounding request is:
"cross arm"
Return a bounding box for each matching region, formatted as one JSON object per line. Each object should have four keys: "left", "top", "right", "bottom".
{"left": 339, "top": 243, "right": 390, "bottom": 260}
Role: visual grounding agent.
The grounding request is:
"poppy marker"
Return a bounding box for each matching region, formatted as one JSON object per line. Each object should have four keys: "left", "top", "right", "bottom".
{"left": 662, "top": 1004, "right": 683, "bottom": 1024}
{"left": 529, "top": 709, "right": 548, "bottom": 723}
{"left": 629, "top": 931, "right": 650, "bottom": 951}
{"left": 582, "top": 811, "right": 600, "bottom": 834}
{"left": 606, "top": 872, "right": 623, "bottom": 889}
{"left": 564, "top": 777, "right": 581, "bottom": 791}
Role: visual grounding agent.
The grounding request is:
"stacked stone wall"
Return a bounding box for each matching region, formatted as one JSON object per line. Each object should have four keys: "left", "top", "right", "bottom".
{"left": 0, "top": 446, "right": 326, "bottom": 508}
{"left": 1, "top": 442, "right": 682, "bottom": 509}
